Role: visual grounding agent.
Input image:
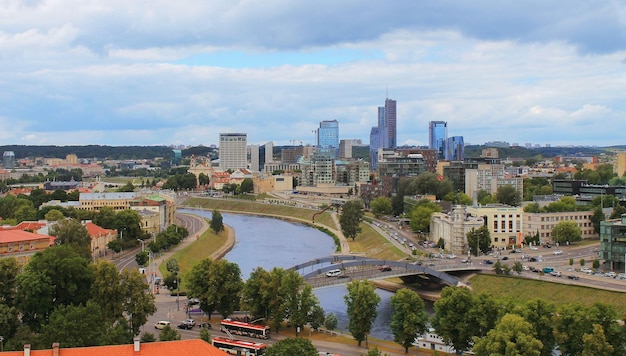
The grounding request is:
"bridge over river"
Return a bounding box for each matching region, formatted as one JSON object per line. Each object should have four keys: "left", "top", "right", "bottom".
{"left": 289, "top": 255, "right": 478, "bottom": 290}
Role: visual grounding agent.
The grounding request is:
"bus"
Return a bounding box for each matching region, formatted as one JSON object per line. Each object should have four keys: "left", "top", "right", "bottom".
{"left": 220, "top": 319, "right": 271, "bottom": 339}
{"left": 211, "top": 337, "right": 267, "bottom": 356}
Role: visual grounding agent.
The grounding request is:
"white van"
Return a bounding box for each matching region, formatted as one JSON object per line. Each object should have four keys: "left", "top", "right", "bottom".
{"left": 155, "top": 320, "right": 171, "bottom": 330}
{"left": 326, "top": 269, "right": 342, "bottom": 277}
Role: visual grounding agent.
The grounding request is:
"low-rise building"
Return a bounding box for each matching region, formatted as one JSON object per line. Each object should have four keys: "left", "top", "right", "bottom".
{"left": 430, "top": 205, "right": 485, "bottom": 254}
{"left": 523, "top": 210, "right": 597, "bottom": 243}
{"left": 0, "top": 229, "right": 53, "bottom": 265}
{"left": 466, "top": 204, "right": 523, "bottom": 249}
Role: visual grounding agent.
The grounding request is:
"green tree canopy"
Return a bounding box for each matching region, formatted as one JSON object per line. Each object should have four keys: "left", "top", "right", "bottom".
{"left": 339, "top": 199, "right": 364, "bottom": 241}
{"left": 473, "top": 313, "right": 543, "bottom": 356}
{"left": 466, "top": 226, "right": 491, "bottom": 256}
{"left": 552, "top": 220, "right": 582, "bottom": 244}
{"left": 390, "top": 288, "right": 429, "bottom": 353}
{"left": 210, "top": 210, "right": 224, "bottom": 233}
{"left": 265, "top": 337, "right": 318, "bottom": 356}
{"left": 408, "top": 199, "right": 442, "bottom": 233}
{"left": 496, "top": 185, "right": 521, "bottom": 206}
{"left": 370, "top": 196, "right": 393, "bottom": 218}
{"left": 344, "top": 280, "right": 381, "bottom": 347}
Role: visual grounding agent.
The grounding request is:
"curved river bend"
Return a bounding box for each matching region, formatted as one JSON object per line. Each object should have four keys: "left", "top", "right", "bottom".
{"left": 180, "top": 209, "right": 396, "bottom": 340}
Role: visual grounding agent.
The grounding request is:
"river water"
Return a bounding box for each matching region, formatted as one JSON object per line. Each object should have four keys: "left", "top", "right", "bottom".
{"left": 180, "top": 209, "right": 396, "bottom": 340}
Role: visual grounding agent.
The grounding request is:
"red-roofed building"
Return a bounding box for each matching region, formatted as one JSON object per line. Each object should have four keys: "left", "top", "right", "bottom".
{"left": 83, "top": 221, "right": 117, "bottom": 260}
{"left": 0, "top": 229, "right": 52, "bottom": 265}
{"left": 4, "top": 339, "right": 229, "bottom": 356}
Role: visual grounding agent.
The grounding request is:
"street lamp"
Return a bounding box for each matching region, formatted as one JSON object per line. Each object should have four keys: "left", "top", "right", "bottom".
{"left": 137, "top": 239, "right": 145, "bottom": 252}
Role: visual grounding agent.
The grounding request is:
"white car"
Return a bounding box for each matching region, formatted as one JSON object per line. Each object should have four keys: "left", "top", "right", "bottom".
{"left": 325, "top": 269, "right": 342, "bottom": 277}
{"left": 581, "top": 267, "right": 593, "bottom": 274}
{"left": 529, "top": 246, "right": 538, "bottom": 251}
{"left": 605, "top": 271, "right": 616, "bottom": 278}
{"left": 553, "top": 250, "right": 563, "bottom": 255}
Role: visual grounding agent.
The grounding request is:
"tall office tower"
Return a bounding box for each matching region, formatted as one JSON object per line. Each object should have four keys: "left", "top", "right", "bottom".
{"left": 2, "top": 151, "right": 15, "bottom": 169}
{"left": 429, "top": 121, "right": 448, "bottom": 159}
{"left": 250, "top": 142, "right": 274, "bottom": 171}
{"left": 219, "top": 133, "right": 248, "bottom": 170}
{"left": 383, "top": 98, "right": 397, "bottom": 149}
{"left": 370, "top": 97, "right": 397, "bottom": 169}
{"left": 445, "top": 136, "right": 465, "bottom": 161}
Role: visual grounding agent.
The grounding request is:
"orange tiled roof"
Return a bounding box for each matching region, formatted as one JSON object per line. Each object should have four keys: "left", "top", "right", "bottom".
{"left": 83, "top": 222, "right": 116, "bottom": 238}
{"left": 13, "top": 221, "right": 47, "bottom": 232}
{"left": 0, "top": 229, "right": 49, "bottom": 244}
{"left": 3, "top": 339, "right": 229, "bottom": 356}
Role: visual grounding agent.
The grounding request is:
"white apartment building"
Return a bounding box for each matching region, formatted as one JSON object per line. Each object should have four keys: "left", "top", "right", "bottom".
{"left": 430, "top": 205, "right": 485, "bottom": 255}
{"left": 466, "top": 204, "right": 524, "bottom": 249}
{"left": 219, "top": 133, "right": 248, "bottom": 170}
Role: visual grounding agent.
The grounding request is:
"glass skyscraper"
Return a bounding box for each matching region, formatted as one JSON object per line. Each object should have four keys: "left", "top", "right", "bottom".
{"left": 317, "top": 120, "right": 339, "bottom": 149}
{"left": 429, "top": 121, "right": 448, "bottom": 159}
{"left": 369, "top": 98, "right": 397, "bottom": 169}
{"left": 445, "top": 136, "right": 464, "bottom": 161}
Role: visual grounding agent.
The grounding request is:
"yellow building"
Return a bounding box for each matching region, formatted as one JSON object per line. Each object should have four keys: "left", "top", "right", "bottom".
{"left": 616, "top": 152, "right": 626, "bottom": 177}
{"left": 523, "top": 210, "right": 597, "bottom": 243}
{"left": 0, "top": 229, "right": 52, "bottom": 265}
{"left": 466, "top": 204, "right": 523, "bottom": 249}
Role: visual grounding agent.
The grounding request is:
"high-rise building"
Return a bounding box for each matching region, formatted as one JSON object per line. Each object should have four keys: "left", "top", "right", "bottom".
{"left": 369, "top": 97, "right": 397, "bottom": 169}
{"left": 317, "top": 120, "right": 339, "bottom": 149}
{"left": 429, "top": 121, "right": 447, "bottom": 159}
{"left": 383, "top": 98, "right": 397, "bottom": 149}
{"left": 339, "top": 139, "right": 364, "bottom": 159}
{"left": 2, "top": 151, "right": 15, "bottom": 169}
{"left": 249, "top": 142, "right": 274, "bottom": 171}
{"left": 219, "top": 133, "right": 247, "bottom": 170}
{"left": 445, "top": 136, "right": 464, "bottom": 161}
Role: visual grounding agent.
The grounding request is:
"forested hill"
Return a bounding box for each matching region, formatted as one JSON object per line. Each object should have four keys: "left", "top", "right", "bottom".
{"left": 0, "top": 145, "right": 175, "bottom": 160}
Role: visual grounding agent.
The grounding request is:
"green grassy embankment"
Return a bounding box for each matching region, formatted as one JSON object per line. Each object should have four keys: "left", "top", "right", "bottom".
{"left": 470, "top": 274, "right": 626, "bottom": 315}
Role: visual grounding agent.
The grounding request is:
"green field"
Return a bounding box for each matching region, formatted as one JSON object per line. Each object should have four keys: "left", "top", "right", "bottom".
{"left": 470, "top": 274, "right": 626, "bottom": 315}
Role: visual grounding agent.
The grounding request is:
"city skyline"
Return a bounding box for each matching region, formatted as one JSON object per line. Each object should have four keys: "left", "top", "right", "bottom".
{"left": 2, "top": 1, "right": 626, "bottom": 147}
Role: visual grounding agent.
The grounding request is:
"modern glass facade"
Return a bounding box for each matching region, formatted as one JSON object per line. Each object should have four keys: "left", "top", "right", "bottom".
{"left": 445, "top": 136, "right": 464, "bottom": 161}
{"left": 600, "top": 216, "right": 626, "bottom": 271}
{"left": 429, "top": 121, "right": 447, "bottom": 159}
{"left": 317, "top": 120, "right": 339, "bottom": 150}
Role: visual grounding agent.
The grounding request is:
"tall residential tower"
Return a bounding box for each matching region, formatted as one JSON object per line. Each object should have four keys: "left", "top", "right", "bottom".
{"left": 370, "top": 98, "right": 397, "bottom": 169}
{"left": 219, "top": 133, "right": 248, "bottom": 170}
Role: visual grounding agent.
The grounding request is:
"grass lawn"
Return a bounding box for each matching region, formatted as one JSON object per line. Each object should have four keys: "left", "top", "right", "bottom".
{"left": 186, "top": 197, "right": 337, "bottom": 229}
{"left": 348, "top": 222, "right": 408, "bottom": 261}
{"left": 158, "top": 223, "right": 231, "bottom": 290}
{"left": 470, "top": 274, "right": 626, "bottom": 315}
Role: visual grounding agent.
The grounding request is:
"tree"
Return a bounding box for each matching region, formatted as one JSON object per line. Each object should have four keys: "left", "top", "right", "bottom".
{"left": 135, "top": 251, "right": 149, "bottom": 267}
{"left": 240, "top": 178, "right": 254, "bottom": 193}
{"left": 610, "top": 204, "right": 626, "bottom": 219}
{"left": 93, "top": 206, "right": 117, "bottom": 229}
{"left": 496, "top": 185, "right": 521, "bottom": 206}
{"left": 198, "top": 172, "right": 210, "bottom": 186}
{"left": 49, "top": 218, "right": 92, "bottom": 259}
{"left": 473, "top": 314, "right": 543, "bottom": 356}
{"left": 552, "top": 221, "right": 582, "bottom": 244}
{"left": 339, "top": 200, "right": 364, "bottom": 241}
{"left": 590, "top": 207, "right": 605, "bottom": 234}
{"left": 158, "top": 325, "right": 181, "bottom": 341}
{"left": 324, "top": 312, "right": 338, "bottom": 331}
{"left": 582, "top": 324, "right": 614, "bottom": 356}
{"left": 466, "top": 226, "right": 491, "bottom": 256}
{"left": 242, "top": 267, "right": 272, "bottom": 322}
{"left": 186, "top": 259, "right": 243, "bottom": 320}
{"left": 431, "top": 286, "right": 476, "bottom": 353}
{"left": 280, "top": 270, "right": 319, "bottom": 336}
{"left": 512, "top": 261, "right": 523, "bottom": 275}
{"left": 516, "top": 299, "right": 557, "bottom": 356}
{"left": 120, "top": 269, "right": 156, "bottom": 335}
{"left": 344, "top": 280, "right": 381, "bottom": 347}
{"left": 370, "top": 196, "right": 393, "bottom": 218}
{"left": 390, "top": 288, "right": 429, "bottom": 353}
{"left": 210, "top": 210, "right": 224, "bottom": 234}
{"left": 90, "top": 261, "right": 126, "bottom": 325}
{"left": 265, "top": 337, "right": 318, "bottom": 356}
{"left": 408, "top": 199, "right": 442, "bottom": 233}
{"left": 38, "top": 302, "right": 108, "bottom": 348}
{"left": 308, "top": 304, "right": 325, "bottom": 331}
{"left": 44, "top": 209, "right": 65, "bottom": 222}
{"left": 0, "top": 257, "right": 19, "bottom": 307}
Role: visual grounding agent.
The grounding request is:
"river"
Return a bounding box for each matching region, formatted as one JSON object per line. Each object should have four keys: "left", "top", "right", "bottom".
{"left": 180, "top": 208, "right": 398, "bottom": 340}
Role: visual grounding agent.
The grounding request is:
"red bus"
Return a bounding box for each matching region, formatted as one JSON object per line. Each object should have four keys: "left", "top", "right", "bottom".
{"left": 211, "top": 336, "right": 267, "bottom": 356}
{"left": 220, "top": 319, "right": 270, "bottom": 339}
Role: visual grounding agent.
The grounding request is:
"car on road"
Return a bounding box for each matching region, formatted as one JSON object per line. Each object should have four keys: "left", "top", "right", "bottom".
{"left": 177, "top": 322, "right": 194, "bottom": 330}
{"left": 198, "top": 322, "right": 212, "bottom": 329}
{"left": 326, "top": 269, "right": 342, "bottom": 277}
{"left": 553, "top": 250, "right": 563, "bottom": 255}
{"left": 605, "top": 271, "right": 616, "bottom": 278}
{"left": 529, "top": 246, "right": 538, "bottom": 250}
{"left": 501, "top": 256, "right": 509, "bottom": 261}
{"left": 378, "top": 265, "right": 392, "bottom": 272}
{"left": 155, "top": 321, "right": 170, "bottom": 330}
{"left": 567, "top": 275, "right": 580, "bottom": 280}
{"left": 484, "top": 260, "right": 494, "bottom": 265}
{"left": 550, "top": 271, "right": 562, "bottom": 277}
{"left": 182, "top": 318, "right": 196, "bottom": 327}
{"left": 581, "top": 267, "right": 593, "bottom": 274}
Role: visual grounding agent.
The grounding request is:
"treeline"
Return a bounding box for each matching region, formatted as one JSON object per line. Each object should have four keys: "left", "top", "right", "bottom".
{"left": 1, "top": 145, "right": 174, "bottom": 160}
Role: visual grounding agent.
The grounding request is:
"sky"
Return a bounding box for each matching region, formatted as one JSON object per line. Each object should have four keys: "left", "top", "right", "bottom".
{"left": 1, "top": 1, "right": 626, "bottom": 148}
